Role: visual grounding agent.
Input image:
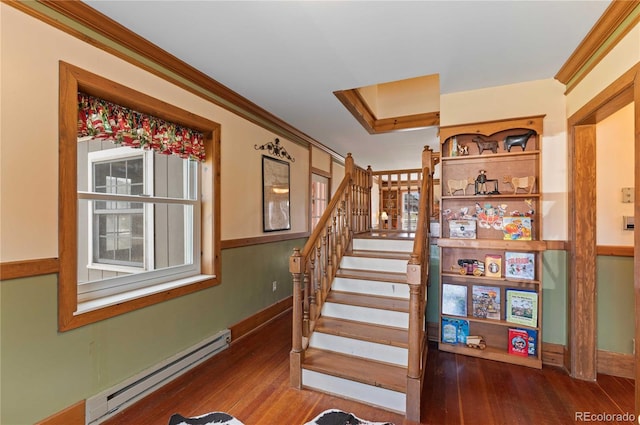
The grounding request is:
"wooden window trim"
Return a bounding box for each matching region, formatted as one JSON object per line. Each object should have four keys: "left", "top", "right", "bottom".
{"left": 58, "top": 61, "right": 221, "bottom": 331}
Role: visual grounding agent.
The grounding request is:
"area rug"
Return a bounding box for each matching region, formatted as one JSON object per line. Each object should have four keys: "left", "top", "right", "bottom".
{"left": 168, "top": 412, "right": 244, "bottom": 425}
{"left": 304, "top": 409, "right": 394, "bottom": 425}
{"left": 168, "top": 409, "right": 393, "bottom": 425}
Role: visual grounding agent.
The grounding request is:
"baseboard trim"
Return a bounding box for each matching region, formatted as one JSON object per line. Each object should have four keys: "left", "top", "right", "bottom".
{"left": 230, "top": 296, "right": 293, "bottom": 342}
{"left": 597, "top": 349, "right": 635, "bottom": 379}
{"left": 427, "top": 321, "right": 439, "bottom": 343}
{"left": 34, "top": 400, "right": 85, "bottom": 425}
{"left": 542, "top": 342, "right": 567, "bottom": 369}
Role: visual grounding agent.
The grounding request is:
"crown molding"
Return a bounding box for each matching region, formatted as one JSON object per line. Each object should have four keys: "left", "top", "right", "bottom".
{"left": 3, "top": 0, "right": 345, "bottom": 162}
{"left": 555, "top": 1, "right": 640, "bottom": 93}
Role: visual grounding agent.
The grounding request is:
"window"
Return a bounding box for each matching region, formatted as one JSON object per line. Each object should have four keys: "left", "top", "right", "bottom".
{"left": 401, "top": 191, "right": 420, "bottom": 231}
{"left": 87, "top": 147, "right": 151, "bottom": 270}
{"left": 311, "top": 173, "right": 329, "bottom": 229}
{"left": 59, "top": 62, "right": 221, "bottom": 331}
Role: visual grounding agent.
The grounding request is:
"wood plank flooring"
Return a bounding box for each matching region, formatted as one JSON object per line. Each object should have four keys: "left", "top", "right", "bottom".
{"left": 102, "top": 310, "right": 634, "bottom": 425}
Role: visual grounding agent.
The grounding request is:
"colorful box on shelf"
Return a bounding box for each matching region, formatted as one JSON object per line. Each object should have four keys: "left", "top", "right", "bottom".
{"left": 502, "top": 216, "right": 532, "bottom": 240}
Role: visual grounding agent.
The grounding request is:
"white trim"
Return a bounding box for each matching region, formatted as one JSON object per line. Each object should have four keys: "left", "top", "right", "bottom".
{"left": 76, "top": 273, "right": 215, "bottom": 314}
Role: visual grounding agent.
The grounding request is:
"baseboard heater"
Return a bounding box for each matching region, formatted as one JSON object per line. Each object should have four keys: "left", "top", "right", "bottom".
{"left": 86, "top": 329, "right": 231, "bottom": 425}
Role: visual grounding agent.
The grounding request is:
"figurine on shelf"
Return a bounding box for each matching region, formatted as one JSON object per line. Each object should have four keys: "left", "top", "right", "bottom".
{"left": 457, "top": 144, "right": 469, "bottom": 156}
{"left": 475, "top": 170, "right": 487, "bottom": 195}
{"left": 466, "top": 335, "right": 487, "bottom": 350}
{"left": 503, "top": 175, "right": 536, "bottom": 194}
{"left": 447, "top": 177, "right": 474, "bottom": 195}
{"left": 471, "top": 136, "right": 499, "bottom": 154}
{"left": 503, "top": 129, "right": 536, "bottom": 152}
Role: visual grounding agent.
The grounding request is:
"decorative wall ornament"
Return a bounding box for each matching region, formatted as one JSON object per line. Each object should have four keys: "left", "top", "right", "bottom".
{"left": 254, "top": 138, "right": 295, "bottom": 162}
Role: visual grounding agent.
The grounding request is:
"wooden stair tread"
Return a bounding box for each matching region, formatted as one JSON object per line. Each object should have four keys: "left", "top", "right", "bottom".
{"left": 315, "top": 317, "right": 408, "bottom": 348}
{"left": 302, "top": 347, "right": 407, "bottom": 393}
{"left": 348, "top": 250, "right": 411, "bottom": 260}
{"left": 326, "top": 291, "right": 409, "bottom": 312}
{"left": 335, "top": 268, "right": 407, "bottom": 284}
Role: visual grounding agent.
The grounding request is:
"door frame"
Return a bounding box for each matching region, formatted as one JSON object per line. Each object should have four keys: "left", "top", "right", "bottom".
{"left": 566, "top": 63, "right": 639, "bottom": 414}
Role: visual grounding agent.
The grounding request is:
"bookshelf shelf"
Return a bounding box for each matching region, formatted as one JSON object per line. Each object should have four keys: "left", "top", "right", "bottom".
{"left": 438, "top": 115, "right": 544, "bottom": 369}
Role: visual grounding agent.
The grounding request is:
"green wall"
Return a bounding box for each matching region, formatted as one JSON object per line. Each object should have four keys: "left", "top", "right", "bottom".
{"left": 597, "top": 255, "right": 635, "bottom": 354}
{"left": 0, "top": 238, "right": 304, "bottom": 425}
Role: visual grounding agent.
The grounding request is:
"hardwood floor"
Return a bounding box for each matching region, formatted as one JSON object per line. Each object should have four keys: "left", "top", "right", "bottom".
{"left": 103, "top": 310, "right": 634, "bottom": 425}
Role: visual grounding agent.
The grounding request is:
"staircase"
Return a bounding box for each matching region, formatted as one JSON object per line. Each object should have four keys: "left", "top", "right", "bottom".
{"left": 300, "top": 232, "right": 414, "bottom": 414}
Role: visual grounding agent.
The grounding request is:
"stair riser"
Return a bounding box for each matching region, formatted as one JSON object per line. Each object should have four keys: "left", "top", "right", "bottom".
{"left": 309, "top": 332, "right": 408, "bottom": 367}
{"left": 340, "top": 256, "right": 407, "bottom": 273}
{"left": 322, "top": 303, "right": 409, "bottom": 329}
{"left": 302, "top": 369, "right": 406, "bottom": 414}
{"left": 352, "top": 238, "right": 414, "bottom": 253}
{"left": 332, "top": 277, "right": 409, "bottom": 299}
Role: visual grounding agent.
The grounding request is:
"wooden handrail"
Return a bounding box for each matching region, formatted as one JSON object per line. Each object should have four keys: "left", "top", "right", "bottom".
{"left": 405, "top": 147, "right": 434, "bottom": 421}
{"left": 289, "top": 153, "right": 371, "bottom": 388}
{"left": 290, "top": 150, "right": 433, "bottom": 422}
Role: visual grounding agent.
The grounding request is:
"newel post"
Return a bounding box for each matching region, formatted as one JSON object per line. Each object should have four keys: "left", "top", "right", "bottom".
{"left": 406, "top": 254, "right": 422, "bottom": 379}
{"left": 406, "top": 253, "right": 423, "bottom": 421}
{"left": 289, "top": 248, "right": 303, "bottom": 388}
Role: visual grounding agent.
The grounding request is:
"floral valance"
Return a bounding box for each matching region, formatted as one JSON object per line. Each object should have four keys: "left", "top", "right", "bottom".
{"left": 77, "top": 93, "right": 206, "bottom": 162}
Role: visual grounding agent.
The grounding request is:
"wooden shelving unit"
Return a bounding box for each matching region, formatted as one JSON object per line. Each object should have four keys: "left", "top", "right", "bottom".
{"left": 437, "top": 115, "right": 545, "bottom": 369}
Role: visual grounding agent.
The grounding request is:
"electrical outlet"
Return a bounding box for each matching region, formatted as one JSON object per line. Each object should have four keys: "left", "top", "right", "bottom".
{"left": 272, "top": 281, "right": 277, "bottom": 292}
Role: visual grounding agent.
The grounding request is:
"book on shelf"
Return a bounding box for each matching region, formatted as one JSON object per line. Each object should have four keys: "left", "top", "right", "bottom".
{"left": 502, "top": 216, "right": 532, "bottom": 240}
{"left": 449, "top": 219, "right": 476, "bottom": 239}
{"left": 442, "top": 284, "right": 467, "bottom": 317}
{"left": 441, "top": 317, "right": 469, "bottom": 344}
{"left": 505, "top": 252, "right": 535, "bottom": 280}
{"left": 519, "top": 328, "right": 537, "bottom": 357}
{"left": 508, "top": 328, "right": 529, "bottom": 357}
{"left": 484, "top": 254, "right": 502, "bottom": 278}
{"left": 506, "top": 289, "right": 538, "bottom": 327}
{"left": 472, "top": 285, "right": 501, "bottom": 320}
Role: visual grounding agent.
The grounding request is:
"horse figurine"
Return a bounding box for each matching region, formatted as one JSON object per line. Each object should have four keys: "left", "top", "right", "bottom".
{"left": 471, "top": 136, "right": 499, "bottom": 154}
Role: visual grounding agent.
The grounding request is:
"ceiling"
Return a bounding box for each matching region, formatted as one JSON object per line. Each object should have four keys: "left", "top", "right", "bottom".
{"left": 83, "top": 1, "right": 611, "bottom": 170}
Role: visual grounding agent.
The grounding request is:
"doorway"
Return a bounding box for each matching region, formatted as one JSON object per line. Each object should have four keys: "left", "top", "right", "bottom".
{"left": 567, "top": 63, "right": 639, "bottom": 415}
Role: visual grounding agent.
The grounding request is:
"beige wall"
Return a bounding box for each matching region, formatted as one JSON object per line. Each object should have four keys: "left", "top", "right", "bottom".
{"left": 331, "top": 161, "right": 345, "bottom": 194}
{"left": 311, "top": 146, "right": 331, "bottom": 173}
{"left": 0, "top": 4, "right": 309, "bottom": 261}
{"left": 441, "top": 78, "right": 568, "bottom": 240}
{"left": 596, "top": 103, "right": 635, "bottom": 246}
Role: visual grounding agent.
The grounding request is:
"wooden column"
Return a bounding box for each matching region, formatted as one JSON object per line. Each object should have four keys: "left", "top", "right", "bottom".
{"left": 569, "top": 124, "right": 597, "bottom": 381}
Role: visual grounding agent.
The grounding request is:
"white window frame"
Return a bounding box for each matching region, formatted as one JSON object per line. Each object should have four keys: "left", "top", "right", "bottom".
{"left": 87, "top": 146, "right": 155, "bottom": 274}
{"left": 78, "top": 146, "right": 201, "bottom": 303}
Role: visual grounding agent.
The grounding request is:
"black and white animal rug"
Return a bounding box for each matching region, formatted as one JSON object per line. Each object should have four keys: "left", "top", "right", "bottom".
{"left": 168, "top": 409, "right": 393, "bottom": 425}
{"left": 304, "top": 409, "right": 394, "bottom": 425}
{"left": 168, "top": 411, "right": 244, "bottom": 425}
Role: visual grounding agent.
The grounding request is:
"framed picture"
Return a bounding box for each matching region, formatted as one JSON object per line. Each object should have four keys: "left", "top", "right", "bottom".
{"left": 262, "top": 155, "right": 291, "bottom": 232}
